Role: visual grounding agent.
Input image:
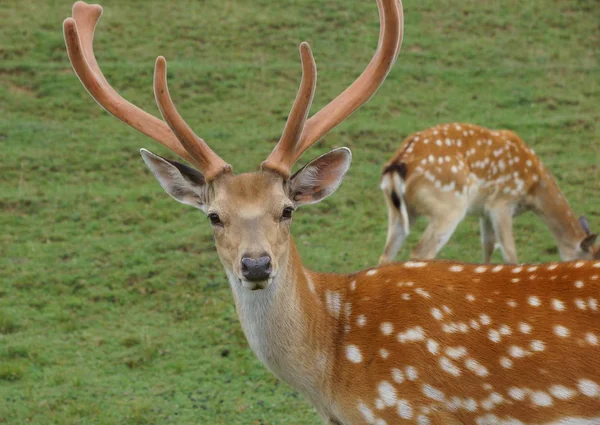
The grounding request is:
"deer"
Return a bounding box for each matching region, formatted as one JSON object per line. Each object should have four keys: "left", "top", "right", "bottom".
{"left": 378, "top": 123, "right": 599, "bottom": 265}
{"left": 64, "top": 1, "right": 600, "bottom": 424}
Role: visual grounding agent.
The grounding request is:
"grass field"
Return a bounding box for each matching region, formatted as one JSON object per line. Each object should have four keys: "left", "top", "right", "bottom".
{"left": 1, "top": 0, "right": 599, "bottom": 423}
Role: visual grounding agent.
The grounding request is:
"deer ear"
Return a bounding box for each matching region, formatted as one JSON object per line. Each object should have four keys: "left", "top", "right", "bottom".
{"left": 140, "top": 149, "right": 210, "bottom": 213}
{"left": 580, "top": 233, "right": 598, "bottom": 253}
{"left": 288, "top": 148, "right": 352, "bottom": 206}
{"left": 579, "top": 216, "right": 591, "bottom": 235}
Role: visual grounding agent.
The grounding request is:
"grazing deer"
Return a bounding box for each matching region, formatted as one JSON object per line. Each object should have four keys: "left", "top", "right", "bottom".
{"left": 65, "top": 2, "right": 600, "bottom": 424}
{"left": 379, "top": 123, "right": 599, "bottom": 265}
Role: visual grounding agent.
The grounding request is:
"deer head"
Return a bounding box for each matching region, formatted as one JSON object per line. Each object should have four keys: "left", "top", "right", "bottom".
{"left": 63, "top": 0, "right": 403, "bottom": 290}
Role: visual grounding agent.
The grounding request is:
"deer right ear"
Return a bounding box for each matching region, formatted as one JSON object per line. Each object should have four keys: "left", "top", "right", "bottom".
{"left": 140, "top": 149, "right": 210, "bottom": 212}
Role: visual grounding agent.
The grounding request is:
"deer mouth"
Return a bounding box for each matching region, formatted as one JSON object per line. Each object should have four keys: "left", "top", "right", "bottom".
{"left": 240, "top": 276, "right": 275, "bottom": 291}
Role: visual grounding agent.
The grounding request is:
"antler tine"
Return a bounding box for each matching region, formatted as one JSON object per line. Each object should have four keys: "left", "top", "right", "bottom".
{"left": 63, "top": 1, "right": 192, "bottom": 162}
{"left": 154, "top": 57, "right": 232, "bottom": 180}
{"left": 261, "top": 43, "right": 317, "bottom": 178}
{"left": 267, "top": 0, "right": 403, "bottom": 176}
{"left": 298, "top": 0, "right": 403, "bottom": 154}
{"left": 64, "top": 1, "right": 231, "bottom": 178}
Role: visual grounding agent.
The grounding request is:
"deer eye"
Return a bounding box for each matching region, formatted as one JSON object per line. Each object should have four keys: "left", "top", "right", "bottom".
{"left": 281, "top": 207, "right": 294, "bottom": 221}
{"left": 208, "top": 213, "right": 222, "bottom": 226}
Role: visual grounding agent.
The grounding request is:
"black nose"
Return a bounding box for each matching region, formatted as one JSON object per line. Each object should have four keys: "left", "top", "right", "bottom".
{"left": 241, "top": 255, "right": 272, "bottom": 282}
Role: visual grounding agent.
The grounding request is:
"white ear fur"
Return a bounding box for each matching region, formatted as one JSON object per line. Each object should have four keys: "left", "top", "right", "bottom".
{"left": 289, "top": 147, "right": 352, "bottom": 206}
{"left": 140, "top": 149, "right": 210, "bottom": 212}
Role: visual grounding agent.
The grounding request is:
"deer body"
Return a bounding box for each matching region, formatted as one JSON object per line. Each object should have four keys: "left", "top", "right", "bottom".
{"left": 231, "top": 226, "right": 600, "bottom": 424}
{"left": 379, "top": 123, "right": 598, "bottom": 265}
{"left": 64, "top": 2, "right": 600, "bottom": 424}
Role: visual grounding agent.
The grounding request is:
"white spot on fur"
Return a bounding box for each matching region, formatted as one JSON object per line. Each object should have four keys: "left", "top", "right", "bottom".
{"left": 508, "top": 387, "right": 526, "bottom": 401}
{"left": 398, "top": 326, "right": 425, "bottom": 343}
{"left": 417, "top": 414, "right": 430, "bottom": 425}
{"left": 549, "top": 385, "right": 576, "bottom": 400}
{"left": 528, "top": 296, "right": 541, "bottom": 307}
{"left": 392, "top": 368, "right": 404, "bottom": 384}
{"left": 415, "top": 288, "right": 431, "bottom": 299}
{"left": 488, "top": 329, "right": 501, "bottom": 343}
{"left": 449, "top": 265, "right": 463, "bottom": 272}
{"left": 346, "top": 345, "right": 363, "bottom": 363}
{"left": 479, "top": 314, "right": 491, "bottom": 326}
{"left": 358, "top": 401, "right": 375, "bottom": 423}
{"left": 500, "top": 357, "right": 513, "bottom": 368}
{"left": 530, "top": 340, "right": 545, "bottom": 352}
{"left": 366, "top": 269, "right": 377, "bottom": 277}
{"left": 379, "top": 348, "right": 389, "bottom": 359}
{"left": 423, "top": 384, "right": 445, "bottom": 401}
{"left": 446, "top": 346, "right": 467, "bottom": 359}
{"left": 492, "top": 265, "right": 503, "bottom": 272}
{"left": 575, "top": 280, "right": 584, "bottom": 288}
{"left": 586, "top": 332, "right": 599, "bottom": 346}
{"left": 475, "top": 266, "right": 487, "bottom": 273}
{"left": 380, "top": 322, "right": 394, "bottom": 336}
{"left": 531, "top": 391, "right": 553, "bottom": 407}
{"left": 397, "top": 399, "right": 413, "bottom": 419}
{"left": 431, "top": 308, "right": 443, "bottom": 320}
{"left": 439, "top": 357, "right": 461, "bottom": 376}
{"left": 427, "top": 339, "right": 439, "bottom": 355}
{"left": 578, "top": 379, "right": 599, "bottom": 397}
{"left": 465, "top": 358, "right": 489, "bottom": 377}
{"left": 509, "top": 345, "right": 528, "bottom": 358}
{"left": 552, "top": 299, "right": 565, "bottom": 311}
{"left": 554, "top": 325, "right": 569, "bottom": 338}
{"left": 519, "top": 322, "right": 532, "bottom": 334}
{"left": 405, "top": 366, "right": 418, "bottom": 381}
{"left": 326, "top": 290, "right": 341, "bottom": 318}
{"left": 378, "top": 381, "right": 398, "bottom": 406}
{"left": 357, "top": 315, "right": 367, "bottom": 327}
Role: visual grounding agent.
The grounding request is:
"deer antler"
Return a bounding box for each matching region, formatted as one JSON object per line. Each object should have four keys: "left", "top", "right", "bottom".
{"left": 63, "top": 1, "right": 231, "bottom": 181}
{"left": 262, "top": 0, "right": 404, "bottom": 179}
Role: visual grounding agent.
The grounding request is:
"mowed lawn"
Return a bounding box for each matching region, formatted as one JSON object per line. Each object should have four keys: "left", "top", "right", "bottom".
{"left": 1, "top": 0, "right": 598, "bottom": 423}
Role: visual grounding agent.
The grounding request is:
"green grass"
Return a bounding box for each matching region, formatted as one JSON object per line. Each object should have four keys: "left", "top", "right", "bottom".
{"left": 1, "top": 0, "right": 598, "bottom": 423}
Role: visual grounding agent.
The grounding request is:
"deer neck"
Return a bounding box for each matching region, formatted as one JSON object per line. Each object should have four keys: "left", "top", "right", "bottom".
{"left": 532, "top": 175, "right": 585, "bottom": 260}
{"left": 226, "top": 239, "right": 338, "bottom": 397}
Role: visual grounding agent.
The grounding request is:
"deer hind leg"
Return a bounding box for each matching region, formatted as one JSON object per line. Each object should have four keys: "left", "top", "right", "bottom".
{"left": 379, "top": 197, "right": 411, "bottom": 264}
{"left": 488, "top": 205, "right": 518, "bottom": 264}
{"left": 480, "top": 216, "right": 496, "bottom": 262}
{"left": 410, "top": 209, "right": 466, "bottom": 259}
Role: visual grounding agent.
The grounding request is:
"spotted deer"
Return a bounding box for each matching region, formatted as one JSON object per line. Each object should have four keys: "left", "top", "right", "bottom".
{"left": 379, "top": 123, "right": 599, "bottom": 265}
{"left": 65, "top": 2, "right": 600, "bottom": 424}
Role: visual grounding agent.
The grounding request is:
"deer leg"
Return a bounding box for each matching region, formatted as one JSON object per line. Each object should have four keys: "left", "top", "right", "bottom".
{"left": 480, "top": 216, "right": 496, "bottom": 263}
{"left": 379, "top": 201, "right": 410, "bottom": 265}
{"left": 489, "top": 206, "right": 518, "bottom": 264}
{"left": 410, "top": 211, "right": 465, "bottom": 259}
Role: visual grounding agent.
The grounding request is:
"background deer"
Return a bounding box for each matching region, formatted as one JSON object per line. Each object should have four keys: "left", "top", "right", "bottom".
{"left": 379, "top": 123, "right": 599, "bottom": 265}
{"left": 65, "top": 2, "right": 600, "bottom": 424}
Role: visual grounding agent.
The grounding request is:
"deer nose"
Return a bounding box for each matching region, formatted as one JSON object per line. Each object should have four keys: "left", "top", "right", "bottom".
{"left": 241, "top": 255, "right": 272, "bottom": 282}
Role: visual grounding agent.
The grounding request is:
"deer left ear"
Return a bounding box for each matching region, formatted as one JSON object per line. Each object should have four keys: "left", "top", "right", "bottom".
{"left": 288, "top": 148, "right": 352, "bottom": 206}
{"left": 580, "top": 233, "right": 598, "bottom": 253}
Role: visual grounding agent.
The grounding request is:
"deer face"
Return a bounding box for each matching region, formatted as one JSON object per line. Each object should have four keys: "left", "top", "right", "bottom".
{"left": 141, "top": 148, "right": 351, "bottom": 290}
